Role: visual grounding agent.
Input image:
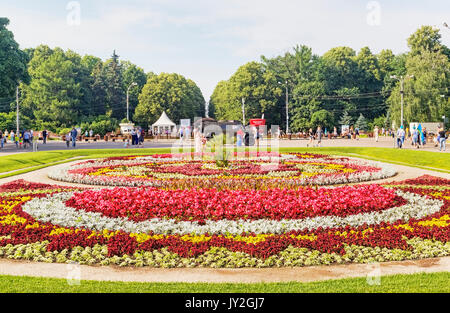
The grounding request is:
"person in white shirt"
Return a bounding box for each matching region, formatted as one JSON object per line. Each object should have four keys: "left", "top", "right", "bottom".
{"left": 396, "top": 126, "right": 405, "bottom": 148}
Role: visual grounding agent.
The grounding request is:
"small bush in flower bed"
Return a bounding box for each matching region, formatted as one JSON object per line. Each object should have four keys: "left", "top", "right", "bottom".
{"left": 0, "top": 175, "right": 449, "bottom": 268}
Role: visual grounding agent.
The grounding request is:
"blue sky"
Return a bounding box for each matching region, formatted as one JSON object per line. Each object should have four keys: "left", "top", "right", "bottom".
{"left": 1, "top": 0, "right": 449, "bottom": 100}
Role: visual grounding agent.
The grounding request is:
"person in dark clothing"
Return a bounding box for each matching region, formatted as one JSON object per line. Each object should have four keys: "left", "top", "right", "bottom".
{"left": 42, "top": 130, "right": 47, "bottom": 144}
{"left": 70, "top": 128, "right": 78, "bottom": 147}
{"left": 438, "top": 126, "right": 446, "bottom": 151}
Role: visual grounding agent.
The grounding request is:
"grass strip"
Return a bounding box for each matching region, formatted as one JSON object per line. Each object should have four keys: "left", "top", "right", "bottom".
{"left": 0, "top": 271, "right": 448, "bottom": 293}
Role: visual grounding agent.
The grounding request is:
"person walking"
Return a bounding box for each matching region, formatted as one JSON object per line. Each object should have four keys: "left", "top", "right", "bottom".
{"left": 236, "top": 128, "right": 244, "bottom": 147}
{"left": 32, "top": 131, "right": 38, "bottom": 151}
{"left": 307, "top": 128, "right": 314, "bottom": 147}
{"left": 374, "top": 126, "right": 379, "bottom": 142}
{"left": 438, "top": 126, "right": 446, "bottom": 151}
{"left": 65, "top": 133, "right": 71, "bottom": 148}
{"left": 396, "top": 126, "right": 405, "bottom": 148}
{"left": 14, "top": 132, "right": 19, "bottom": 149}
{"left": 422, "top": 127, "right": 427, "bottom": 147}
{"left": 137, "top": 128, "right": 142, "bottom": 146}
{"left": 9, "top": 130, "right": 14, "bottom": 145}
{"left": 140, "top": 128, "right": 145, "bottom": 145}
{"left": 130, "top": 128, "right": 136, "bottom": 145}
{"left": 316, "top": 126, "right": 323, "bottom": 147}
{"left": 70, "top": 127, "right": 78, "bottom": 148}
{"left": 0, "top": 130, "right": 3, "bottom": 149}
{"left": 42, "top": 129, "right": 47, "bottom": 144}
{"left": 23, "top": 130, "right": 30, "bottom": 149}
{"left": 412, "top": 126, "right": 419, "bottom": 148}
{"left": 194, "top": 127, "right": 203, "bottom": 153}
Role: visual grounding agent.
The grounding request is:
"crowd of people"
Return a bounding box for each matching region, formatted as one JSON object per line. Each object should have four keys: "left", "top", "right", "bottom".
{"left": 390, "top": 124, "right": 447, "bottom": 151}
{"left": 0, "top": 129, "right": 46, "bottom": 150}
{"left": 124, "top": 127, "right": 145, "bottom": 148}
{"left": 0, "top": 123, "right": 447, "bottom": 152}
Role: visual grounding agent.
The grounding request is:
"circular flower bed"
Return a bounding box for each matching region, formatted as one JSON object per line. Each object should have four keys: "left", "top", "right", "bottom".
{"left": 48, "top": 152, "right": 396, "bottom": 188}
{"left": 0, "top": 175, "right": 449, "bottom": 268}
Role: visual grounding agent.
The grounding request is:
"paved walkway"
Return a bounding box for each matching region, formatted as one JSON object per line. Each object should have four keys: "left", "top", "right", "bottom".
{"left": 0, "top": 157, "right": 448, "bottom": 283}
{"left": 1, "top": 136, "right": 447, "bottom": 155}
{"left": 0, "top": 256, "right": 448, "bottom": 283}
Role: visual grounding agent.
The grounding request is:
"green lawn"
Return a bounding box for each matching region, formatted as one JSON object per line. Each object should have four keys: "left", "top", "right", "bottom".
{"left": 0, "top": 146, "right": 448, "bottom": 178}
{"left": 0, "top": 272, "right": 448, "bottom": 293}
{"left": 280, "top": 147, "right": 450, "bottom": 172}
{"left": 0, "top": 148, "right": 172, "bottom": 178}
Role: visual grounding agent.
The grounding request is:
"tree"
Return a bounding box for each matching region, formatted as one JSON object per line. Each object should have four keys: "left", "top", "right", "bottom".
{"left": 388, "top": 26, "right": 450, "bottom": 126}
{"left": 103, "top": 50, "right": 126, "bottom": 120}
{"left": 310, "top": 109, "right": 334, "bottom": 131}
{"left": 81, "top": 55, "right": 102, "bottom": 74}
{"left": 0, "top": 17, "right": 29, "bottom": 108}
{"left": 121, "top": 61, "right": 147, "bottom": 120}
{"left": 209, "top": 81, "right": 230, "bottom": 120}
{"left": 339, "top": 110, "right": 353, "bottom": 126}
{"left": 261, "top": 45, "right": 320, "bottom": 129}
{"left": 290, "top": 81, "right": 325, "bottom": 131}
{"left": 407, "top": 26, "right": 443, "bottom": 56}
{"left": 134, "top": 73, "right": 205, "bottom": 127}
{"left": 355, "top": 113, "right": 368, "bottom": 131}
{"left": 0, "top": 111, "right": 31, "bottom": 131}
{"left": 320, "top": 47, "right": 359, "bottom": 92}
{"left": 90, "top": 62, "right": 108, "bottom": 116}
{"left": 209, "top": 62, "right": 282, "bottom": 125}
{"left": 21, "top": 46, "right": 83, "bottom": 130}
{"left": 370, "top": 115, "right": 387, "bottom": 130}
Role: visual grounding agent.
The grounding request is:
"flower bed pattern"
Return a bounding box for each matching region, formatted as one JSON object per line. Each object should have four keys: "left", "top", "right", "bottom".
{"left": 48, "top": 153, "right": 396, "bottom": 188}
{"left": 0, "top": 175, "right": 449, "bottom": 267}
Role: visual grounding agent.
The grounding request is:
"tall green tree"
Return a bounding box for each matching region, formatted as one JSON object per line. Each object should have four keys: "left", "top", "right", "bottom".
{"left": 122, "top": 61, "right": 147, "bottom": 120}
{"left": 103, "top": 51, "right": 126, "bottom": 120}
{"left": 21, "top": 46, "right": 82, "bottom": 130}
{"left": 210, "top": 62, "right": 282, "bottom": 126}
{"left": 0, "top": 17, "right": 29, "bottom": 110}
{"left": 290, "top": 81, "right": 325, "bottom": 131}
{"left": 407, "top": 26, "right": 443, "bottom": 56}
{"left": 355, "top": 113, "right": 368, "bottom": 131}
{"left": 387, "top": 26, "right": 450, "bottom": 126}
{"left": 89, "top": 62, "right": 108, "bottom": 116}
{"left": 387, "top": 49, "right": 449, "bottom": 126}
{"left": 134, "top": 73, "right": 205, "bottom": 127}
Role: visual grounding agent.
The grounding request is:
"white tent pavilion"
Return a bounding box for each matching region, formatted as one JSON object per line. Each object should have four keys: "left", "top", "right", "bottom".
{"left": 152, "top": 111, "right": 176, "bottom": 135}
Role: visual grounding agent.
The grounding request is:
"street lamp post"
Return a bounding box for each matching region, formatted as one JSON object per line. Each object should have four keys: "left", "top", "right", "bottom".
{"left": 285, "top": 80, "right": 289, "bottom": 134}
{"left": 126, "top": 82, "right": 138, "bottom": 122}
{"left": 242, "top": 97, "right": 245, "bottom": 125}
{"left": 16, "top": 81, "right": 21, "bottom": 134}
{"left": 390, "top": 75, "right": 414, "bottom": 127}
